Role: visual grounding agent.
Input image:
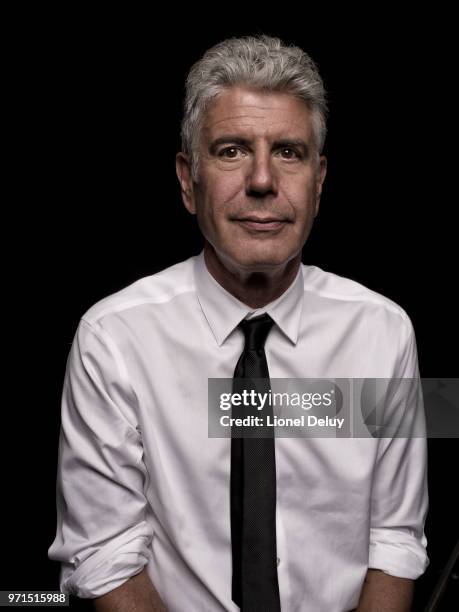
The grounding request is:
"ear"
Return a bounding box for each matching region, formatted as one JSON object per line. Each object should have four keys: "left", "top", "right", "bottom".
{"left": 314, "top": 155, "right": 328, "bottom": 216}
{"left": 176, "top": 152, "right": 196, "bottom": 214}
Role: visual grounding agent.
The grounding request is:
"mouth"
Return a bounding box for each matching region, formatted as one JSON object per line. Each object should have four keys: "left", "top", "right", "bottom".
{"left": 232, "top": 216, "right": 289, "bottom": 232}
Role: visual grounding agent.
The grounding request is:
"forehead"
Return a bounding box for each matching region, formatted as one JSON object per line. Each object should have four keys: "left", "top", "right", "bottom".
{"left": 202, "top": 86, "right": 314, "bottom": 142}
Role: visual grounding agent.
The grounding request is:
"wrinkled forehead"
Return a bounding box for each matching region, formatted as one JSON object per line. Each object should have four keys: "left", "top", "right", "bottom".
{"left": 201, "top": 86, "right": 315, "bottom": 144}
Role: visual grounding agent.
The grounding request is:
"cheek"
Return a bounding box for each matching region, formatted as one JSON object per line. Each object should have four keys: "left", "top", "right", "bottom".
{"left": 194, "top": 189, "right": 232, "bottom": 238}
{"left": 285, "top": 184, "right": 317, "bottom": 220}
{"left": 203, "top": 180, "right": 241, "bottom": 220}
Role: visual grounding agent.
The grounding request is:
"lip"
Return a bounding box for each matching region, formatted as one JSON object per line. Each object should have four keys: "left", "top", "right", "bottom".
{"left": 233, "top": 216, "right": 288, "bottom": 231}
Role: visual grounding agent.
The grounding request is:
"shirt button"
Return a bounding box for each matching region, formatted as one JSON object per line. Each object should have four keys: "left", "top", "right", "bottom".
{"left": 277, "top": 557, "right": 280, "bottom": 566}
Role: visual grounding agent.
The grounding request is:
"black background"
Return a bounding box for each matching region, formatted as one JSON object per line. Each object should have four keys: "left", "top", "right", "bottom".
{"left": 3, "top": 7, "right": 458, "bottom": 611}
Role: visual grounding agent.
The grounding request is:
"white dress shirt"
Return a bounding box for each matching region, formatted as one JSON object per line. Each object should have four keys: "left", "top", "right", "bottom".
{"left": 48, "top": 252, "right": 428, "bottom": 611}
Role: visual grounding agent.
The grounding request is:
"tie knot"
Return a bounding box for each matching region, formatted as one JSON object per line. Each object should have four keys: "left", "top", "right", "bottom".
{"left": 239, "top": 313, "right": 274, "bottom": 351}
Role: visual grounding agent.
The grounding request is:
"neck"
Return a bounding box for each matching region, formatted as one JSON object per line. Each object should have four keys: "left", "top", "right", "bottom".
{"left": 203, "top": 243, "right": 301, "bottom": 308}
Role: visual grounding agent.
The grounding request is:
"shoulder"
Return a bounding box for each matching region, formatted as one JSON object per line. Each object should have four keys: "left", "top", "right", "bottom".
{"left": 300, "top": 265, "right": 420, "bottom": 376}
{"left": 81, "top": 256, "right": 197, "bottom": 327}
{"left": 301, "top": 264, "right": 413, "bottom": 329}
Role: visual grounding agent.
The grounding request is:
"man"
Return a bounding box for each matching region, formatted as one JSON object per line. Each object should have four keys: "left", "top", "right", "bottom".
{"left": 49, "top": 35, "right": 428, "bottom": 611}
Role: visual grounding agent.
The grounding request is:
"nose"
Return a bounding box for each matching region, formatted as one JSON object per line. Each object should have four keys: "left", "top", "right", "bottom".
{"left": 246, "top": 151, "right": 277, "bottom": 197}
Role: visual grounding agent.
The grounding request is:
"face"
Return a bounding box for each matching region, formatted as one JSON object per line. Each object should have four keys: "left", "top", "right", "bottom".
{"left": 176, "top": 86, "right": 327, "bottom": 275}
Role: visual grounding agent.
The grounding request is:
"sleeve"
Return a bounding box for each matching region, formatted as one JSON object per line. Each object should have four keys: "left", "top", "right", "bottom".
{"left": 368, "top": 314, "right": 429, "bottom": 579}
{"left": 48, "top": 318, "right": 154, "bottom": 598}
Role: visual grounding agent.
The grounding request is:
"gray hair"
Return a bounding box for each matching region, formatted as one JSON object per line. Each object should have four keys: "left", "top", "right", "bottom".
{"left": 181, "top": 35, "right": 328, "bottom": 178}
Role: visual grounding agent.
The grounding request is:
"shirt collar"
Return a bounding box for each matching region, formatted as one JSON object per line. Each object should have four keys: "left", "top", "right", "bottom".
{"left": 194, "top": 250, "right": 304, "bottom": 346}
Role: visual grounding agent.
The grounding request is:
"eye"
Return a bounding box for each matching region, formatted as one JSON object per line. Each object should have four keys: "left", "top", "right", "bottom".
{"left": 218, "top": 146, "right": 245, "bottom": 159}
{"left": 278, "top": 147, "right": 300, "bottom": 160}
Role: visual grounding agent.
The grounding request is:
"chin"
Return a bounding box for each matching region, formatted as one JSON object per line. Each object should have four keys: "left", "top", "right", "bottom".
{"left": 226, "top": 248, "right": 298, "bottom": 272}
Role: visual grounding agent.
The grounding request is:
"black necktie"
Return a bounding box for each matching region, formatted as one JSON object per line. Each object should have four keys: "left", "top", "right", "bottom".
{"left": 230, "top": 313, "right": 281, "bottom": 611}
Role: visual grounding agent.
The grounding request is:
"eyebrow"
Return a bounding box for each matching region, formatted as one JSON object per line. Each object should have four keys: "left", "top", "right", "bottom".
{"left": 208, "top": 136, "right": 311, "bottom": 156}
{"left": 208, "top": 136, "right": 250, "bottom": 154}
